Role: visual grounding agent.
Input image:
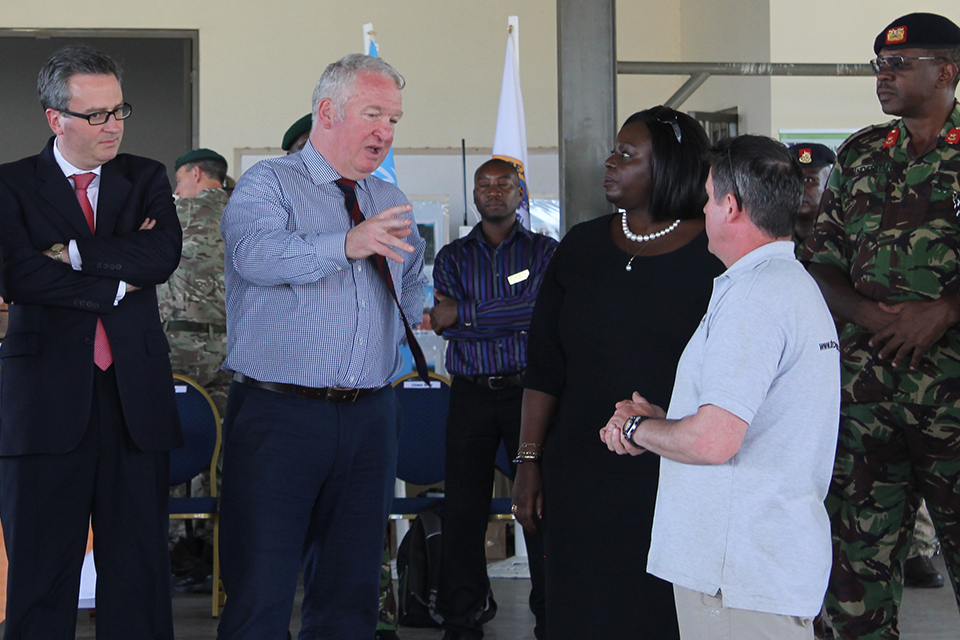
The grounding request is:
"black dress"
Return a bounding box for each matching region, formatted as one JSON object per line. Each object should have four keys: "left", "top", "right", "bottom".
{"left": 524, "top": 214, "right": 723, "bottom": 640}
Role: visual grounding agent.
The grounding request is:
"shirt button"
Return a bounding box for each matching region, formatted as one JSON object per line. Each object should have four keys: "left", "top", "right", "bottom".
{"left": 358, "top": 265, "right": 363, "bottom": 272}
{"left": 349, "top": 376, "right": 356, "bottom": 383}
{"left": 358, "top": 338, "right": 364, "bottom": 345}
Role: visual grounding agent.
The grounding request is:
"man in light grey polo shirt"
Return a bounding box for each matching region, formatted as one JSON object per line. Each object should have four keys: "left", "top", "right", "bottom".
{"left": 601, "top": 135, "right": 840, "bottom": 640}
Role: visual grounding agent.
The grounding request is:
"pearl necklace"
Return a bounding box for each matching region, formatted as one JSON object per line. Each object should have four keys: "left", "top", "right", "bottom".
{"left": 621, "top": 212, "right": 681, "bottom": 243}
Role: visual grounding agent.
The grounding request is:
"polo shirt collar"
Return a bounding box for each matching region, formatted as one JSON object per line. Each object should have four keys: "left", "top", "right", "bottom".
{"left": 722, "top": 240, "right": 796, "bottom": 280}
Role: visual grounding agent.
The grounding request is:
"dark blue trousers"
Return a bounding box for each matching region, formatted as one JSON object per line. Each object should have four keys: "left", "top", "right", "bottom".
{"left": 216, "top": 381, "right": 400, "bottom": 640}
{"left": 0, "top": 365, "right": 173, "bottom": 640}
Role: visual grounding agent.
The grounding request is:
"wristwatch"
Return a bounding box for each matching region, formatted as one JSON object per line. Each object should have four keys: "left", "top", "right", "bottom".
{"left": 621, "top": 414, "right": 645, "bottom": 448}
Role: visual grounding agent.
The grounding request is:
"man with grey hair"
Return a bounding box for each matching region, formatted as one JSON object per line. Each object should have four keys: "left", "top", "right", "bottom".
{"left": 601, "top": 136, "right": 840, "bottom": 640}
{"left": 0, "top": 45, "right": 182, "bottom": 639}
{"left": 217, "top": 53, "right": 425, "bottom": 640}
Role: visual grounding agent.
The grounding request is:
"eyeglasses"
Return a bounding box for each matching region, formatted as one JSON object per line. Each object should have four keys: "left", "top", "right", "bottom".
{"left": 655, "top": 111, "right": 682, "bottom": 144}
{"left": 726, "top": 145, "right": 743, "bottom": 211}
{"left": 869, "top": 55, "right": 943, "bottom": 74}
{"left": 59, "top": 102, "right": 132, "bottom": 126}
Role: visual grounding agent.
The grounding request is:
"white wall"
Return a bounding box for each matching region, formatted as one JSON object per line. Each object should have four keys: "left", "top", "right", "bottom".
{"left": 678, "top": 0, "right": 772, "bottom": 135}
{"left": 1, "top": 0, "right": 560, "bottom": 165}
{"left": 769, "top": 0, "right": 960, "bottom": 137}
{"left": 4, "top": 0, "right": 958, "bottom": 172}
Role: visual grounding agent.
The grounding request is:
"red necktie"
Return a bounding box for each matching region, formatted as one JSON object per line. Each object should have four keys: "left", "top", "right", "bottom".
{"left": 335, "top": 178, "right": 429, "bottom": 383}
{"left": 73, "top": 172, "right": 114, "bottom": 370}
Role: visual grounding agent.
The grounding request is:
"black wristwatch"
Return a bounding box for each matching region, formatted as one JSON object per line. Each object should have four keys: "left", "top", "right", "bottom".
{"left": 621, "top": 415, "right": 645, "bottom": 447}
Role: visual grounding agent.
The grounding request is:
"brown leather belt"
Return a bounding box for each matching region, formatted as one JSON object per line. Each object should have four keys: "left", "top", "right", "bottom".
{"left": 233, "top": 373, "right": 380, "bottom": 403}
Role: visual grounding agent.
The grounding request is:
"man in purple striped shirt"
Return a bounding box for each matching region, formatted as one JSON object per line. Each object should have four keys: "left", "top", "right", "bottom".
{"left": 430, "top": 159, "right": 557, "bottom": 640}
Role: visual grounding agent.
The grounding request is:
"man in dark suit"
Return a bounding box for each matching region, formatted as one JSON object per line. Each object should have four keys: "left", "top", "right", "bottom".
{"left": 0, "top": 46, "right": 183, "bottom": 640}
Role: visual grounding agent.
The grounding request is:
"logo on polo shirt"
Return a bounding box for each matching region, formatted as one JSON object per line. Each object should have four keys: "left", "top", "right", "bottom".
{"left": 819, "top": 340, "right": 840, "bottom": 352}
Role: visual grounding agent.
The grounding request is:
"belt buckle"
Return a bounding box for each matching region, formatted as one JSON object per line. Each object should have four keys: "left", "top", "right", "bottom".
{"left": 487, "top": 376, "right": 506, "bottom": 390}
{"left": 331, "top": 386, "right": 360, "bottom": 402}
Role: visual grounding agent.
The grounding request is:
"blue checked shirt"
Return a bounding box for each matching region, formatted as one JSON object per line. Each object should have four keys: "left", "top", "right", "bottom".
{"left": 221, "top": 141, "right": 426, "bottom": 388}
{"left": 433, "top": 222, "right": 557, "bottom": 376}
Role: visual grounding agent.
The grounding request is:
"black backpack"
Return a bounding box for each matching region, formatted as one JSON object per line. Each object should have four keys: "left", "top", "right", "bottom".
{"left": 396, "top": 507, "right": 444, "bottom": 628}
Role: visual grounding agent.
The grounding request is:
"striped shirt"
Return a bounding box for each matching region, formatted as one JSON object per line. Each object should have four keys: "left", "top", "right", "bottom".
{"left": 433, "top": 222, "right": 557, "bottom": 376}
{"left": 221, "top": 141, "right": 426, "bottom": 388}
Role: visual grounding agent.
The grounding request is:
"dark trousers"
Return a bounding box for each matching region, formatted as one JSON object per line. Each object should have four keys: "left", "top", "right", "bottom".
{"left": 0, "top": 366, "right": 173, "bottom": 640}
{"left": 437, "top": 377, "right": 546, "bottom": 640}
{"left": 216, "top": 381, "right": 400, "bottom": 640}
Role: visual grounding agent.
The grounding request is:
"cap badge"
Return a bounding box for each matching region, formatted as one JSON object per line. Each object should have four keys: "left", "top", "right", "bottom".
{"left": 886, "top": 25, "right": 907, "bottom": 45}
{"left": 947, "top": 128, "right": 960, "bottom": 145}
{"left": 798, "top": 148, "right": 813, "bottom": 164}
{"left": 883, "top": 128, "right": 900, "bottom": 148}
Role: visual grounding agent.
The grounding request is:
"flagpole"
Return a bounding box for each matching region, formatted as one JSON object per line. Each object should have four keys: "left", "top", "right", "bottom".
{"left": 508, "top": 16, "right": 519, "bottom": 68}
{"left": 461, "top": 139, "right": 468, "bottom": 227}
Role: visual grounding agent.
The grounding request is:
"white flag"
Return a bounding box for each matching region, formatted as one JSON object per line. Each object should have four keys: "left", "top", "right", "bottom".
{"left": 492, "top": 24, "right": 530, "bottom": 228}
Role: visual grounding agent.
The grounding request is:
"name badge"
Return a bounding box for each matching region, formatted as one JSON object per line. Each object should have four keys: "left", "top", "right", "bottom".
{"left": 507, "top": 269, "right": 530, "bottom": 285}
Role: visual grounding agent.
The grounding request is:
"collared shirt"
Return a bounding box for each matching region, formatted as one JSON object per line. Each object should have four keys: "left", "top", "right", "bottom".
{"left": 649, "top": 241, "right": 839, "bottom": 617}
{"left": 221, "top": 140, "right": 426, "bottom": 388}
{"left": 801, "top": 101, "right": 960, "bottom": 405}
{"left": 52, "top": 137, "right": 125, "bottom": 304}
{"left": 433, "top": 221, "right": 557, "bottom": 376}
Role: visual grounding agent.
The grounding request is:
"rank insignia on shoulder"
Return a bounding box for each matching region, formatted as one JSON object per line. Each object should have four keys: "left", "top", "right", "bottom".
{"left": 947, "top": 128, "right": 960, "bottom": 145}
{"left": 798, "top": 148, "right": 813, "bottom": 164}
{"left": 886, "top": 26, "right": 906, "bottom": 45}
{"left": 883, "top": 128, "right": 900, "bottom": 148}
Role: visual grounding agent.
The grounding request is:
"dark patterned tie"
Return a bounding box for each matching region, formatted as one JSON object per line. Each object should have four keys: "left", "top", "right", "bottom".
{"left": 335, "top": 178, "right": 430, "bottom": 383}
{"left": 73, "top": 172, "right": 114, "bottom": 370}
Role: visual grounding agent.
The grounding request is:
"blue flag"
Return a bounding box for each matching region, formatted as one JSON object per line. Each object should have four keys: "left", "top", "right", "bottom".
{"left": 368, "top": 39, "right": 398, "bottom": 186}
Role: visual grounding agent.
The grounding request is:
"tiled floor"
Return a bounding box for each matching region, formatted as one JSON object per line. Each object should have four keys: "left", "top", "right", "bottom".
{"left": 63, "top": 554, "right": 959, "bottom": 639}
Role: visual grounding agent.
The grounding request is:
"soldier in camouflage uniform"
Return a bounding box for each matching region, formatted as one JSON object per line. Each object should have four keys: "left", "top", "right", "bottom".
{"left": 802, "top": 13, "right": 960, "bottom": 640}
{"left": 160, "top": 149, "right": 230, "bottom": 572}
{"left": 159, "top": 148, "right": 231, "bottom": 417}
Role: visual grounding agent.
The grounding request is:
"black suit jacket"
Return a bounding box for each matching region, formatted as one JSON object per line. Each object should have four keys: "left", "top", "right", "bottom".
{"left": 0, "top": 138, "right": 183, "bottom": 455}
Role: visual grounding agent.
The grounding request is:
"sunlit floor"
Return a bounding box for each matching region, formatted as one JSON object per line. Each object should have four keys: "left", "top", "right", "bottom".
{"left": 59, "top": 555, "right": 960, "bottom": 640}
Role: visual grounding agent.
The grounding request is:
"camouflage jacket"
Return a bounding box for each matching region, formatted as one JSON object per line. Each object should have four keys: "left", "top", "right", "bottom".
{"left": 801, "top": 102, "right": 960, "bottom": 406}
{"left": 157, "top": 188, "right": 229, "bottom": 325}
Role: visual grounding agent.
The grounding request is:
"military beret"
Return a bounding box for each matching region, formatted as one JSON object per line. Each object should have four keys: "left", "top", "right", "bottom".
{"left": 175, "top": 148, "right": 227, "bottom": 171}
{"left": 282, "top": 114, "right": 312, "bottom": 151}
{"left": 874, "top": 13, "right": 960, "bottom": 54}
{"left": 787, "top": 143, "right": 836, "bottom": 169}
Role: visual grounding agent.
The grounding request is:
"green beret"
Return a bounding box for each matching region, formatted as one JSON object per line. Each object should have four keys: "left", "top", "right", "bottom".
{"left": 282, "top": 114, "right": 312, "bottom": 151}
{"left": 175, "top": 148, "right": 227, "bottom": 171}
{"left": 787, "top": 143, "right": 836, "bottom": 169}
{"left": 874, "top": 13, "right": 960, "bottom": 54}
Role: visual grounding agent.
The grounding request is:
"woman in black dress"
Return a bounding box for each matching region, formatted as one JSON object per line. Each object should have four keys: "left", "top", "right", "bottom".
{"left": 511, "top": 107, "right": 724, "bottom": 639}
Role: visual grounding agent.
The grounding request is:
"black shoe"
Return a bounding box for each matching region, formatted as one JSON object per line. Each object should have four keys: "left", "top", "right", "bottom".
{"left": 904, "top": 555, "right": 945, "bottom": 588}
